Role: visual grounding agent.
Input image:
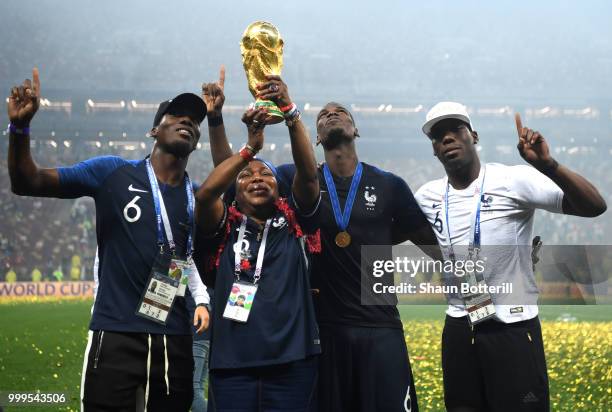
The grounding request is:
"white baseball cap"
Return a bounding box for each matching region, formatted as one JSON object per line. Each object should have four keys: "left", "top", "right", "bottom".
{"left": 422, "top": 101, "right": 473, "bottom": 136}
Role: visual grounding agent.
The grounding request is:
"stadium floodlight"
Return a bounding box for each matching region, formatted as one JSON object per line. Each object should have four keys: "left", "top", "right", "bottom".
{"left": 129, "top": 100, "right": 159, "bottom": 112}
{"left": 527, "top": 106, "right": 561, "bottom": 119}
{"left": 38, "top": 99, "right": 72, "bottom": 114}
{"left": 222, "top": 104, "right": 250, "bottom": 113}
{"left": 563, "top": 107, "right": 599, "bottom": 119}
{"left": 304, "top": 104, "right": 322, "bottom": 113}
{"left": 86, "top": 99, "right": 128, "bottom": 111}
{"left": 477, "top": 106, "right": 512, "bottom": 116}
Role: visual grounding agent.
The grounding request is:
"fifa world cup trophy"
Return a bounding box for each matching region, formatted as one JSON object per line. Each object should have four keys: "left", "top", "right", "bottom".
{"left": 240, "top": 21, "right": 284, "bottom": 124}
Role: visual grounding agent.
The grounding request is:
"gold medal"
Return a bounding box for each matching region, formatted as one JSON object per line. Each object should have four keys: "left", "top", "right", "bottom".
{"left": 335, "top": 231, "right": 351, "bottom": 248}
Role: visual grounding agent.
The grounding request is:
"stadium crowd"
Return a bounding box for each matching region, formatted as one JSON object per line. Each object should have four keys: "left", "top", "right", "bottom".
{"left": 0, "top": 141, "right": 212, "bottom": 282}
{"left": 1, "top": 123, "right": 609, "bottom": 283}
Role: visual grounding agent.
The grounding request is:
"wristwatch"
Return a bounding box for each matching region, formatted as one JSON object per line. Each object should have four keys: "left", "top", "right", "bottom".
{"left": 196, "top": 303, "right": 212, "bottom": 313}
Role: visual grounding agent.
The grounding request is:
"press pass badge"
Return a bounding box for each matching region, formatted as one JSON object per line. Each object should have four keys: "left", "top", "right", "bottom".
{"left": 443, "top": 165, "right": 496, "bottom": 326}
{"left": 223, "top": 216, "right": 272, "bottom": 323}
{"left": 461, "top": 252, "right": 496, "bottom": 325}
{"left": 223, "top": 281, "right": 258, "bottom": 323}
{"left": 143, "top": 157, "right": 196, "bottom": 299}
{"left": 465, "top": 290, "right": 496, "bottom": 325}
{"left": 137, "top": 272, "right": 179, "bottom": 324}
{"left": 169, "top": 259, "right": 191, "bottom": 297}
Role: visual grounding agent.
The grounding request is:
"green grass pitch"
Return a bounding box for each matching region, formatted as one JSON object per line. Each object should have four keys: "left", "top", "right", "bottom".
{"left": 0, "top": 301, "right": 610, "bottom": 411}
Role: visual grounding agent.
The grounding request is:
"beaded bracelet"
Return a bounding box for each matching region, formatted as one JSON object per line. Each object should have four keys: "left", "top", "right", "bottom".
{"left": 279, "top": 103, "right": 295, "bottom": 113}
{"left": 239, "top": 144, "right": 257, "bottom": 162}
{"left": 285, "top": 110, "right": 302, "bottom": 127}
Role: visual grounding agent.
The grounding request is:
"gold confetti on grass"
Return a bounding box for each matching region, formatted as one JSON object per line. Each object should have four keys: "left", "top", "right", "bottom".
{"left": 404, "top": 321, "right": 611, "bottom": 411}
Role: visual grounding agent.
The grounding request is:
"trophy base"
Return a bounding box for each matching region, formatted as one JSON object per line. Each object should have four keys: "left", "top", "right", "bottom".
{"left": 254, "top": 100, "right": 284, "bottom": 124}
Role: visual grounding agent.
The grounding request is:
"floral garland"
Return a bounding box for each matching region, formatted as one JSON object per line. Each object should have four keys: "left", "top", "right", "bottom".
{"left": 206, "top": 197, "right": 321, "bottom": 271}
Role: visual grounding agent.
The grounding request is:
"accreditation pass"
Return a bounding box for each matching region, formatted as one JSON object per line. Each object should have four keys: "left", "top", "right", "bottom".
{"left": 465, "top": 290, "right": 496, "bottom": 325}
{"left": 137, "top": 272, "right": 179, "bottom": 324}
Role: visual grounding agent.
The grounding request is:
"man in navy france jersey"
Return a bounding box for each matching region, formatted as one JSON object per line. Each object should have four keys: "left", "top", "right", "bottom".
{"left": 7, "top": 68, "right": 211, "bottom": 412}
{"left": 414, "top": 102, "right": 607, "bottom": 412}
{"left": 202, "top": 69, "right": 439, "bottom": 412}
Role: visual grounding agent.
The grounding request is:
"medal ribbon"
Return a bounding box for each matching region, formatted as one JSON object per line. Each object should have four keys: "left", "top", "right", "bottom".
{"left": 322, "top": 162, "right": 363, "bottom": 232}
{"left": 145, "top": 158, "right": 195, "bottom": 257}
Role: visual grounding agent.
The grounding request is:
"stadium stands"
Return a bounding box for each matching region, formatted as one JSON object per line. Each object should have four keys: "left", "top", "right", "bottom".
{"left": 1, "top": 108, "right": 609, "bottom": 281}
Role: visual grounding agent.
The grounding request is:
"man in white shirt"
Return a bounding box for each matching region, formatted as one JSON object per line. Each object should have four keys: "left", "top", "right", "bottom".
{"left": 414, "top": 102, "right": 606, "bottom": 412}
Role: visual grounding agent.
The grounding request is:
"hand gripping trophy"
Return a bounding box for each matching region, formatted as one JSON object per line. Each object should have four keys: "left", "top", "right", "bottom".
{"left": 240, "top": 21, "right": 285, "bottom": 124}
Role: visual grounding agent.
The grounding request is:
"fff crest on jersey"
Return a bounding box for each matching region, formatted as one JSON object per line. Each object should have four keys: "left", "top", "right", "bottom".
{"left": 364, "top": 186, "right": 377, "bottom": 211}
{"left": 482, "top": 195, "right": 493, "bottom": 208}
{"left": 272, "top": 216, "right": 287, "bottom": 229}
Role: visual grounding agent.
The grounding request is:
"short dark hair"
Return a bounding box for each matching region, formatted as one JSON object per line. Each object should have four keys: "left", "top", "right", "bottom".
{"left": 317, "top": 102, "right": 356, "bottom": 126}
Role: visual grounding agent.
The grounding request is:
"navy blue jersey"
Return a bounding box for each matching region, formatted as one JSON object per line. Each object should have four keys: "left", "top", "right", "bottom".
{"left": 58, "top": 156, "right": 195, "bottom": 335}
{"left": 195, "top": 197, "right": 321, "bottom": 370}
{"left": 276, "top": 163, "right": 429, "bottom": 329}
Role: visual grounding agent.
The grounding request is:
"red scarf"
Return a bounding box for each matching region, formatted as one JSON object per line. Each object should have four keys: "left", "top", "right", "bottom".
{"left": 206, "top": 198, "right": 321, "bottom": 272}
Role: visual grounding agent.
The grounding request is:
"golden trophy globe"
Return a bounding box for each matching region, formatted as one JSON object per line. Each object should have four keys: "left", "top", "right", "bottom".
{"left": 240, "top": 21, "right": 284, "bottom": 124}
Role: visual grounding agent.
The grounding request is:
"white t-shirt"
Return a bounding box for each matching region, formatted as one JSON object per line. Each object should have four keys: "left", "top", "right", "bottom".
{"left": 415, "top": 163, "right": 564, "bottom": 323}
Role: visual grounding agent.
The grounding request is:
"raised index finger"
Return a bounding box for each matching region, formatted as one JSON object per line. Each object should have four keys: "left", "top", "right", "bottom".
{"left": 32, "top": 67, "right": 41, "bottom": 97}
{"left": 218, "top": 65, "right": 225, "bottom": 90}
{"left": 514, "top": 113, "right": 523, "bottom": 137}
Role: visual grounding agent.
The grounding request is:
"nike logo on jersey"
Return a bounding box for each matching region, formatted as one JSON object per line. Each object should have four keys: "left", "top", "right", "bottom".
{"left": 128, "top": 184, "right": 148, "bottom": 193}
{"left": 432, "top": 203, "right": 441, "bottom": 209}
